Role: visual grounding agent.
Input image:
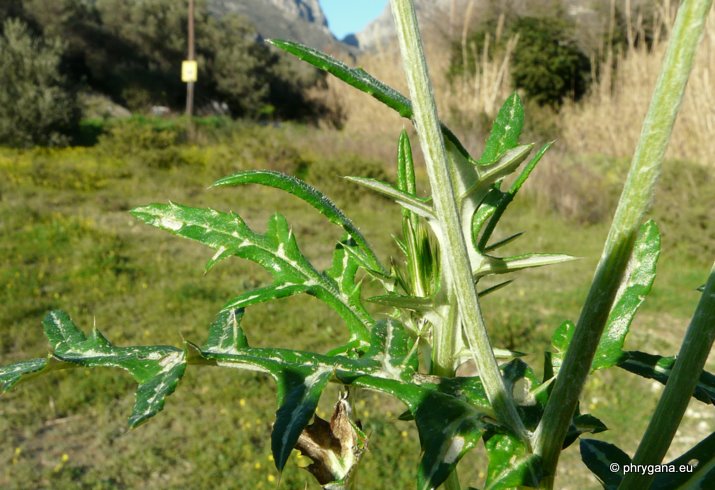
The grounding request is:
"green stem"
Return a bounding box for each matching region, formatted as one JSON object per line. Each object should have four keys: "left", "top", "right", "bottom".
{"left": 619, "top": 263, "right": 715, "bottom": 489}
{"left": 532, "top": 0, "right": 713, "bottom": 486}
{"left": 389, "top": 0, "right": 527, "bottom": 441}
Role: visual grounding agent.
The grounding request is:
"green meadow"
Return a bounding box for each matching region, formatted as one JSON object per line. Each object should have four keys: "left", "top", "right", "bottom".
{"left": 1, "top": 119, "right": 712, "bottom": 489}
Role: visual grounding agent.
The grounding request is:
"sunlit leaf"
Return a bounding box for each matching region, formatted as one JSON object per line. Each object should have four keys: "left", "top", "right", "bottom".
{"left": 593, "top": 220, "right": 660, "bottom": 370}
{"left": 475, "top": 253, "right": 576, "bottom": 278}
{"left": 478, "top": 92, "right": 525, "bottom": 165}
{"left": 397, "top": 130, "right": 417, "bottom": 199}
{"left": 212, "top": 170, "right": 384, "bottom": 274}
{"left": 551, "top": 321, "right": 575, "bottom": 374}
{"left": 1, "top": 311, "right": 188, "bottom": 428}
{"left": 203, "top": 308, "right": 248, "bottom": 353}
{"left": 131, "top": 204, "right": 373, "bottom": 343}
{"left": 471, "top": 188, "right": 506, "bottom": 245}
{"left": 476, "top": 144, "right": 534, "bottom": 186}
{"left": 0, "top": 357, "right": 57, "bottom": 392}
{"left": 484, "top": 433, "right": 542, "bottom": 490}
{"left": 364, "top": 319, "right": 419, "bottom": 379}
{"left": 414, "top": 391, "right": 488, "bottom": 490}
{"left": 508, "top": 141, "right": 553, "bottom": 195}
{"left": 476, "top": 141, "right": 553, "bottom": 250}
{"left": 344, "top": 176, "right": 435, "bottom": 220}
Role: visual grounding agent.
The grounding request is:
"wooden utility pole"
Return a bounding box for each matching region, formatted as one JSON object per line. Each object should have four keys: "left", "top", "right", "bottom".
{"left": 185, "top": 0, "right": 195, "bottom": 118}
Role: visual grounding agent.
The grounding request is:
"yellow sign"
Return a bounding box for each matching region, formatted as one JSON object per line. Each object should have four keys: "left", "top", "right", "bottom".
{"left": 181, "top": 60, "right": 198, "bottom": 83}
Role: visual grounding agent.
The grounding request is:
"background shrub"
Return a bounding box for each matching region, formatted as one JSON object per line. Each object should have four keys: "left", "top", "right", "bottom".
{"left": 450, "top": 15, "right": 591, "bottom": 108}
{"left": 0, "top": 18, "right": 80, "bottom": 147}
{"left": 509, "top": 16, "right": 591, "bottom": 107}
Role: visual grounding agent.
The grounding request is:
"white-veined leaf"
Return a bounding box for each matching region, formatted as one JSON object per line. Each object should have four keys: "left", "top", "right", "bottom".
{"left": 213, "top": 170, "right": 385, "bottom": 274}
{"left": 131, "top": 204, "right": 373, "bottom": 343}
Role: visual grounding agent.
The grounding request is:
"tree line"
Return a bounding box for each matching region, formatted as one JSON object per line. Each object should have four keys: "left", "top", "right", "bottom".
{"left": 0, "top": 0, "right": 329, "bottom": 147}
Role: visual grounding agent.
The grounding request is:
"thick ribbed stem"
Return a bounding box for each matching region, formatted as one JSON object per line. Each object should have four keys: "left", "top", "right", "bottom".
{"left": 389, "top": 0, "right": 527, "bottom": 446}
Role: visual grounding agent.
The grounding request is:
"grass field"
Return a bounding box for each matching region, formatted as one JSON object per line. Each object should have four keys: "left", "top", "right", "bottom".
{"left": 0, "top": 121, "right": 712, "bottom": 489}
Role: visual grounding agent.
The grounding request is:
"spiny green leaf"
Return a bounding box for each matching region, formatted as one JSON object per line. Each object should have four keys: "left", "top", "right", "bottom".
{"left": 383, "top": 282, "right": 514, "bottom": 317}
{"left": 344, "top": 176, "right": 435, "bottom": 220}
{"left": 508, "top": 141, "right": 553, "bottom": 195}
{"left": 476, "top": 280, "right": 514, "bottom": 298}
{"left": 41, "top": 311, "right": 186, "bottom": 428}
{"left": 617, "top": 350, "right": 715, "bottom": 404}
{"left": 221, "top": 283, "right": 310, "bottom": 311}
{"left": 478, "top": 92, "right": 525, "bottom": 165}
{"left": 551, "top": 321, "right": 575, "bottom": 374}
{"left": 484, "top": 434, "right": 542, "bottom": 490}
{"left": 471, "top": 188, "right": 506, "bottom": 245}
{"left": 203, "top": 308, "right": 248, "bottom": 353}
{"left": 461, "top": 144, "right": 534, "bottom": 223}
{"left": 272, "top": 366, "right": 332, "bottom": 472}
{"left": 196, "top": 313, "right": 417, "bottom": 387}
{"left": 579, "top": 439, "right": 631, "bottom": 490}
{"left": 593, "top": 220, "right": 660, "bottom": 370}
{"left": 401, "top": 212, "right": 440, "bottom": 300}
{"left": 413, "top": 391, "right": 490, "bottom": 490}
{"left": 0, "top": 357, "right": 54, "bottom": 392}
{"left": 364, "top": 319, "right": 419, "bottom": 379}
{"left": 474, "top": 253, "right": 576, "bottom": 278}
{"left": 268, "top": 39, "right": 473, "bottom": 160}
{"left": 476, "top": 144, "right": 534, "bottom": 186}
{"left": 397, "top": 130, "right": 417, "bottom": 197}
{"left": 367, "top": 293, "right": 434, "bottom": 311}
{"left": 652, "top": 432, "right": 715, "bottom": 489}
{"left": 477, "top": 142, "right": 552, "bottom": 251}
{"left": 427, "top": 376, "right": 493, "bottom": 412}
{"left": 326, "top": 240, "right": 372, "bottom": 325}
{"left": 212, "top": 170, "right": 384, "bottom": 274}
{"left": 131, "top": 204, "right": 372, "bottom": 343}
{"left": 44, "top": 309, "right": 86, "bottom": 352}
{"left": 483, "top": 232, "right": 524, "bottom": 253}
{"left": 268, "top": 39, "right": 412, "bottom": 117}
{"left": 195, "top": 313, "right": 495, "bottom": 489}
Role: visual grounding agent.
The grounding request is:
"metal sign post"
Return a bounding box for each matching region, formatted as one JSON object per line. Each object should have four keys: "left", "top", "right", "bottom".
{"left": 184, "top": 0, "right": 196, "bottom": 139}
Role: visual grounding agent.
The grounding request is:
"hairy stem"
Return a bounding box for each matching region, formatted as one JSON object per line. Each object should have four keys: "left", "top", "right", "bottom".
{"left": 389, "top": 0, "right": 527, "bottom": 442}
{"left": 619, "top": 263, "right": 715, "bottom": 489}
{"left": 532, "top": 0, "right": 713, "bottom": 485}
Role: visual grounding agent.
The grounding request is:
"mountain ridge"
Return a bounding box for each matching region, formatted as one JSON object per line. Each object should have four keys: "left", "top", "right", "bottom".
{"left": 208, "top": 0, "right": 351, "bottom": 54}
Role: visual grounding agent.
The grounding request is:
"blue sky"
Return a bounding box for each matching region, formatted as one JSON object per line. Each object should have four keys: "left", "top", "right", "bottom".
{"left": 320, "top": 0, "right": 388, "bottom": 39}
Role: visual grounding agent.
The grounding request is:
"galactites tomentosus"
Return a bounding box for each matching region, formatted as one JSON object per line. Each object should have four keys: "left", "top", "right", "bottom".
{"left": 2, "top": 1, "right": 714, "bottom": 489}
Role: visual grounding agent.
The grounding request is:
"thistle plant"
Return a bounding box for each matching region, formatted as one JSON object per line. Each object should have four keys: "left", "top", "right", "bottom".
{"left": 2, "top": 0, "right": 714, "bottom": 489}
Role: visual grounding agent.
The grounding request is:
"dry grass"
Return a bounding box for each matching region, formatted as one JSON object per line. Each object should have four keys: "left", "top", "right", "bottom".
{"left": 560, "top": 0, "right": 715, "bottom": 166}
{"left": 324, "top": 0, "right": 713, "bottom": 171}
{"left": 314, "top": 7, "right": 516, "bottom": 164}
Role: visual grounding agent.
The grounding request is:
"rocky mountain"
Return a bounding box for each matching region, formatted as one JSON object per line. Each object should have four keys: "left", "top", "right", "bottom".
{"left": 208, "top": 0, "right": 348, "bottom": 53}
{"left": 353, "top": 0, "right": 453, "bottom": 50}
